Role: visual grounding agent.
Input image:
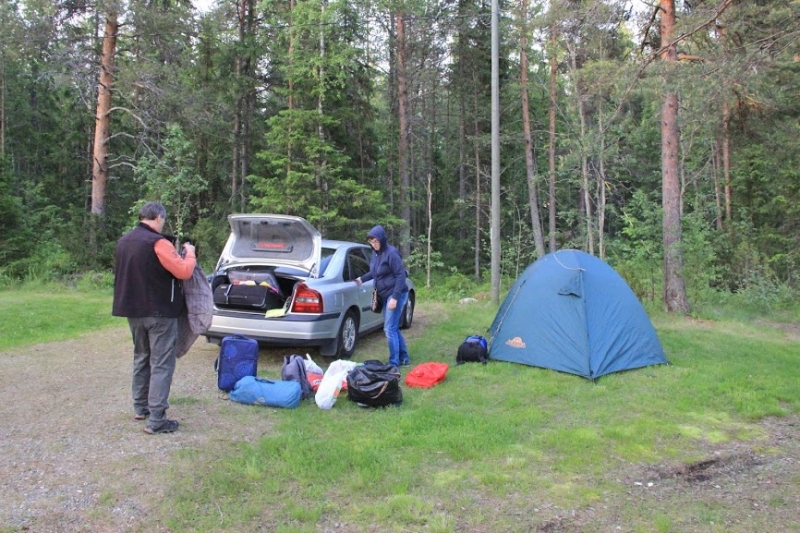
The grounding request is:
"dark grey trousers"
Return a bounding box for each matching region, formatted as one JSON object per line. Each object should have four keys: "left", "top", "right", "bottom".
{"left": 128, "top": 316, "right": 178, "bottom": 426}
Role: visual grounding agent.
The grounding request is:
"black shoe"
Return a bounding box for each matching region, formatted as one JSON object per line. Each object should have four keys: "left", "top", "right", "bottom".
{"left": 144, "top": 419, "right": 179, "bottom": 434}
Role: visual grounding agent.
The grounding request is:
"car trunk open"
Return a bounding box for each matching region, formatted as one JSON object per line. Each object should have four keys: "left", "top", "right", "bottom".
{"left": 211, "top": 266, "right": 306, "bottom": 313}
{"left": 211, "top": 215, "right": 323, "bottom": 314}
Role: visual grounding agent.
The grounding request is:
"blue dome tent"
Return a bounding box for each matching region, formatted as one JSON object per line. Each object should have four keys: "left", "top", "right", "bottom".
{"left": 488, "top": 250, "right": 667, "bottom": 379}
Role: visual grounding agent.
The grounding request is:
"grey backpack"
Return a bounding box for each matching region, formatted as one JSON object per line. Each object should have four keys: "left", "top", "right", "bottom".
{"left": 281, "top": 354, "right": 313, "bottom": 399}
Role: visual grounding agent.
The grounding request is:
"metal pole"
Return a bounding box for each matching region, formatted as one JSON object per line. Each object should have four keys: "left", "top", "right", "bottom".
{"left": 490, "top": 0, "right": 501, "bottom": 304}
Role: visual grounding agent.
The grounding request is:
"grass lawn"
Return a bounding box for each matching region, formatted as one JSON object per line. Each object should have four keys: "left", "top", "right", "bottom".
{"left": 2, "top": 285, "right": 798, "bottom": 532}
{"left": 166, "top": 303, "right": 800, "bottom": 533}
{"left": 0, "top": 283, "right": 122, "bottom": 351}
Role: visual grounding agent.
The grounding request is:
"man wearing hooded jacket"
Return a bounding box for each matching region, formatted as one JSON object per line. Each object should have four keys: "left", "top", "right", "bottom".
{"left": 355, "top": 225, "right": 411, "bottom": 367}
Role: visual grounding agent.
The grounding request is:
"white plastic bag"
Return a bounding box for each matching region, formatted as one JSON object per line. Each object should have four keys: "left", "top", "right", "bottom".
{"left": 314, "top": 360, "right": 358, "bottom": 410}
{"left": 304, "top": 353, "right": 324, "bottom": 376}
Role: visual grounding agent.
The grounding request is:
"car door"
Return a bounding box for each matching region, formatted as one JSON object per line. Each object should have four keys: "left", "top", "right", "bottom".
{"left": 345, "top": 247, "right": 382, "bottom": 330}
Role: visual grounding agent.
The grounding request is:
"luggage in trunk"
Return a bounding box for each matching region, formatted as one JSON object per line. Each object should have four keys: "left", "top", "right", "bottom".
{"left": 213, "top": 283, "right": 285, "bottom": 310}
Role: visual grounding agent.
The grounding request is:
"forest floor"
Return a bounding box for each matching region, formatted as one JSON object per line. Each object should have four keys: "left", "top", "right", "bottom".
{"left": 0, "top": 324, "right": 798, "bottom": 533}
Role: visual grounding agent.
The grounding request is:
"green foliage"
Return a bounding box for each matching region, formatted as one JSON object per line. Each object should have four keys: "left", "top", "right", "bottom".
{"left": 189, "top": 217, "right": 232, "bottom": 272}
{"left": 0, "top": 159, "right": 30, "bottom": 269}
{"left": 2, "top": 0, "right": 800, "bottom": 310}
{"left": 252, "top": 109, "right": 382, "bottom": 236}
{"left": 419, "top": 271, "right": 491, "bottom": 302}
{"left": 607, "top": 189, "right": 663, "bottom": 302}
{"left": 406, "top": 235, "right": 447, "bottom": 274}
{"left": 134, "top": 124, "right": 209, "bottom": 240}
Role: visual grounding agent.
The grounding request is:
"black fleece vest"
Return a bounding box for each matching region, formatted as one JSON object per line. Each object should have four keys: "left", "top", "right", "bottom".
{"left": 112, "top": 223, "right": 185, "bottom": 318}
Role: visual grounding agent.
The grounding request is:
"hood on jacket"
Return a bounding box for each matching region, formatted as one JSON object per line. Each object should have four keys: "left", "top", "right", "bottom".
{"left": 367, "top": 225, "right": 388, "bottom": 252}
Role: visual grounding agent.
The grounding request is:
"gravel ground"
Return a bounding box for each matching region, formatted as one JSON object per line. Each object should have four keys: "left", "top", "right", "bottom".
{"left": 0, "top": 327, "right": 270, "bottom": 533}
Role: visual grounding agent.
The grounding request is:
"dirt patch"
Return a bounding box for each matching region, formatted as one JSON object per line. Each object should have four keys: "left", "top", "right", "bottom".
{"left": 531, "top": 416, "right": 800, "bottom": 533}
{"left": 755, "top": 319, "right": 800, "bottom": 341}
{"left": 0, "top": 327, "right": 275, "bottom": 532}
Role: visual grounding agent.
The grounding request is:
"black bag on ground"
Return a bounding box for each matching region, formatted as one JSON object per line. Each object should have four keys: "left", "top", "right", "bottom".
{"left": 346, "top": 360, "right": 402, "bottom": 407}
{"left": 456, "top": 335, "right": 488, "bottom": 365}
{"left": 281, "top": 354, "right": 314, "bottom": 399}
{"left": 214, "top": 334, "right": 259, "bottom": 391}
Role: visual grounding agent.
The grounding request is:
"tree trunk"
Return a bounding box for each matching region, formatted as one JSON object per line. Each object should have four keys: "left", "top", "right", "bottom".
{"left": 285, "top": 0, "right": 296, "bottom": 185}
{"left": 317, "top": 0, "right": 328, "bottom": 213}
{"left": 472, "top": 71, "right": 482, "bottom": 280}
{"left": 426, "top": 173, "right": 432, "bottom": 288}
{"left": 713, "top": 138, "right": 724, "bottom": 231}
{"left": 660, "top": 0, "right": 689, "bottom": 314}
{"left": 567, "top": 41, "right": 593, "bottom": 255}
{"left": 1, "top": 54, "right": 5, "bottom": 159}
{"left": 0, "top": 56, "right": 6, "bottom": 159}
{"left": 519, "top": 0, "right": 545, "bottom": 259}
{"left": 722, "top": 99, "right": 732, "bottom": 229}
{"left": 91, "top": 10, "right": 118, "bottom": 216}
{"left": 548, "top": 25, "right": 557, "bottom": 254}
{"left": 396, "top": 12, "right": 411, "bottom": 257}
{"left": 597, "top": 115, "right": 606, "bottom": 260}
{"left": 458, "top": 26, "right": 467, "bottom": 245}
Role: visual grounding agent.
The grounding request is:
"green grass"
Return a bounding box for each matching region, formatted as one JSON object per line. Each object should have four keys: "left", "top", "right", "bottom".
{"left": 165, "top": 304, "right": 799, "bottom": 532}
{"left": 3, "top": 285, "right": 799, "bottom": 532}
{"left": 0, "top": 282, "right": 121, "bottom": 351}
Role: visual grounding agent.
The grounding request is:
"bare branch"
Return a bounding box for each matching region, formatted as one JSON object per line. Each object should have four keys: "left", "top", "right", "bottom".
{"left": 105, "top": 106, "right": 148, "bottom": 129}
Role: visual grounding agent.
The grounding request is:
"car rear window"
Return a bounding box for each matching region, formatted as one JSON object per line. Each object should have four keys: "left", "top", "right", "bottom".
{"left": 319, "top": 247, "right": 335, "bottom": 277}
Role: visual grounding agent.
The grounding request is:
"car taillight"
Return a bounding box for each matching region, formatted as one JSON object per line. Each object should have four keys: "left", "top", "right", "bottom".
{"left": 291, "top": 283, "right": 323, "bottom": 313}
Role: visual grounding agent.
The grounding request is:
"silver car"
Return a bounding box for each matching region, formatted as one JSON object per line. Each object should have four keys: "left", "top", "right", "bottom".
{"left": 204, "top": 214, "right": 415, "bottom": 358}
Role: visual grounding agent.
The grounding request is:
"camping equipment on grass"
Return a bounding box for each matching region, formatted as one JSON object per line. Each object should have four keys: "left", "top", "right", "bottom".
{"left": 229, "top": 376, "right": 301, "bottom": 408}
{"left": 315, "top": 359, "right": 358, "bottom": 410}
{"left": 405, "top": 362, "right": 449, "bottom": 388}
{"left": 214, "top": 334, "right": 259, "bottom": 391}
{"left": 281, "top": 354, "right": 314, "bottom": 399}
{"left": 346, "top": 360, "right": 403, "bottom": 407}
{"left": 488, "top": 249, "right": 667, "bottom": 379}
{"left": 456, "top": 335, "right": 488, "bottom": 365}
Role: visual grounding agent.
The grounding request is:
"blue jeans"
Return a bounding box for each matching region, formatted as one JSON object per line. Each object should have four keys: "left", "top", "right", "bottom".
{"left": 128, "top": 316, "right": 178, "bottom": 425}
{"left": 383, "top": 291, "right": 410, "bottom": 367}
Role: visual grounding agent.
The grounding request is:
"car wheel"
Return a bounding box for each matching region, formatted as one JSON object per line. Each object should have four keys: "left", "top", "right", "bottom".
{"left": 401, "top": 292, "right": 414, "bottom": 329}
{"left": 335, "top": 310, "right": 359, "bottom": 359}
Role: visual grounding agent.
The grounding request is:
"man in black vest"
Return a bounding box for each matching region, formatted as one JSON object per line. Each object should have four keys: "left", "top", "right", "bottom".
{"left": 113, "top": 202, "right": 196, "bottom": 434}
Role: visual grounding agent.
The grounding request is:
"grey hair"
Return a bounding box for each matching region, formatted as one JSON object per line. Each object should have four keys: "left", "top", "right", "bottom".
{"left": 139, "top": 201, "right": 166, "bottom": 221}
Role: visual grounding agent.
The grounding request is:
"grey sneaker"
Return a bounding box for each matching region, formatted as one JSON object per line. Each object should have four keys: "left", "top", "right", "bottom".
{"left": 144, "top": 419, "right": 179, "bottom": 434}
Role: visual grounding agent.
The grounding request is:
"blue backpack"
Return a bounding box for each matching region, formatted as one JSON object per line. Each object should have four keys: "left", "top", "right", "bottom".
{"left": 456, "top": 335, "right": 488, "bottom": 365}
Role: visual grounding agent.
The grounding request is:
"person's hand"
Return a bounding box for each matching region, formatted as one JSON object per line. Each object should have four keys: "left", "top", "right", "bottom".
{"left": 355, "top": 277, "right": 362, "bottom": 286}
{"left": 183, "top": 242, "right": 196, "bottom": 256}
{"left": 387, "top": 297, "right": 397, "bottom": 310}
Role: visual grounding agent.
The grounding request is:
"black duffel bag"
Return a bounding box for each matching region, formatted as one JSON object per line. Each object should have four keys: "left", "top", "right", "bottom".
{"left": 346, "top": 360, "right": 403, "bottom": 408}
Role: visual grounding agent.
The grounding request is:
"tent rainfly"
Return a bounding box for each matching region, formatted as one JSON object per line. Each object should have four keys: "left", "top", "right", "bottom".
{"left": 488, "top": 250, "right": 668, "bottom": 379}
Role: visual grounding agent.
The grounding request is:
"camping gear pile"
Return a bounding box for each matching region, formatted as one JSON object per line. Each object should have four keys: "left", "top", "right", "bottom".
{"left": 211, "top": 249, "right": 668, "bottom": 410}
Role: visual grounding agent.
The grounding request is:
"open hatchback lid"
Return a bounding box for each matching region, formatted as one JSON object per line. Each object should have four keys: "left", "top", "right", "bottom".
{"left": 219, "top": 214, "right": 322, "bottom": 276}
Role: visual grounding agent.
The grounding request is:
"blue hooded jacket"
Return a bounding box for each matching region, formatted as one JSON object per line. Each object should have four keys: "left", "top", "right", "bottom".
{"left": 361, "top": 225, "right": 408, "bottom": 303}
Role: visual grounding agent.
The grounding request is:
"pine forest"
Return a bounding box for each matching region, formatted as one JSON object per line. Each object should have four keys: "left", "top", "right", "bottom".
{"left": 1, "top": 0, "right": 799, "bottom": 312}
